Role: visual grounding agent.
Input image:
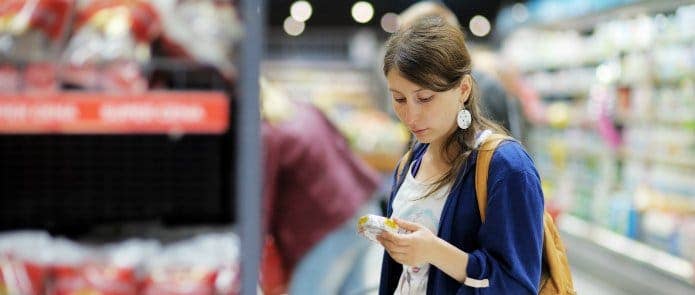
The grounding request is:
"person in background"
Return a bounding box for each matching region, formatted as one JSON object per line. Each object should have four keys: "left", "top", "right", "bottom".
{"left": 260, "top": 77, "right": 382, "bottom": 294}
{"left": 377, "top": 17, "right": 544, "bottom": 294}
{"left": 398, "top": 1, "right": 524, "bottom": 141}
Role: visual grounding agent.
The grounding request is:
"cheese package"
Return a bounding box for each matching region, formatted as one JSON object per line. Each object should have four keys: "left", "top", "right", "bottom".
{"left": 356, "top": 214, "right": 404, "bottom": 243}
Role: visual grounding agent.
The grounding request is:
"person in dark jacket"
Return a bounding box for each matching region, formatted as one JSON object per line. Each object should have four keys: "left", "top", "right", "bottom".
{"left": 260, "top": 78, "right": 382, "bottom": 294}
{"left": 377, "top": 17, "right": 544, "bottom": 294}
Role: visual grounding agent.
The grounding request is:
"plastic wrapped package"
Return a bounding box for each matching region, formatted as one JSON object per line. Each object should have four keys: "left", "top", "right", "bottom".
{"left": 0, "top": 231, "right": 53, "bottom": 295}
{"left": 60, "top": 0, "right": 160, "bottom": 92}
{"left": 49, "top": 239, "right": 160, "bottom": 295}
{"left": 149, "top": 0, "right": 243, "bottom": 80}
{"left": 0, "top": 0, "right": 73, "bottom": 92}
{"left": 0, "top": 231, "right": 241, "bottom": 295}
{"left": 142, "top": 233, "right": 240, "bottom": 295}
{"left": 46, "top": 238, "right": 97, "bottom": 295}
{"left": 0, "top": 64, "right": 21, "bottom": 91}
{"left": 356, "top": 214, "right": 407, "bottom": 244}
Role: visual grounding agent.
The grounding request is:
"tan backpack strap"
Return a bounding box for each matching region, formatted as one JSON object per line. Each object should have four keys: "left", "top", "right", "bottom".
{"left": 475, "top": 134, "right": 512, "bottom": 223}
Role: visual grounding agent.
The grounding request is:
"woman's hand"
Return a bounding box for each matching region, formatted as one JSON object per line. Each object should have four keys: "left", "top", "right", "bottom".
{"left": 377, "top": 218, "right": 438, "bottom": 266}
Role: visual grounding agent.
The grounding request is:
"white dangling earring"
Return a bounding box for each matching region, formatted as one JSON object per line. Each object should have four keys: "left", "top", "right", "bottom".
{"left": 457, "top": 109, "right": 471, "bottom": 130}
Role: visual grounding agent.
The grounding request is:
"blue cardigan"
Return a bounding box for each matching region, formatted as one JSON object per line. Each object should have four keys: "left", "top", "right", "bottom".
{"left": 379, "top": 141, "right": 544, "bottom": 294}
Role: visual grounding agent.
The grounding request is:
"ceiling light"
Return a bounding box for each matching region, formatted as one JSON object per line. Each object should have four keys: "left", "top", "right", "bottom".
{"left": 351, "top": 1, "right": 374, "bottom": 24}
{"left": 290, "top": 1, "right": 312, "bottom": 22}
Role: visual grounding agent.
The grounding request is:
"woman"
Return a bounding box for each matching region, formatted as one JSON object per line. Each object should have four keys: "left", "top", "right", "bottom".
{"left": 377, "top": 17, "right": 544, "bottom": 294}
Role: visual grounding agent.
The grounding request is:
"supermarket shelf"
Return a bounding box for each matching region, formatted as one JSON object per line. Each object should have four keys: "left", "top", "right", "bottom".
{"left": 559, "top": 214, "right": 695, "bottom": 294}
{"left": 619, "top": 116, "right": 695, "bottom": 129}
{"left": 522, "top": 64, "right": 600, "bottom": 76}
{"left": 0, "top": 91, "right": 228, "bottom": 134}
{"left": 624, "top": 152, "right": 695, "bottom": 169}
{"left": 536, "top": 0, "right": 695, "bottom": 32}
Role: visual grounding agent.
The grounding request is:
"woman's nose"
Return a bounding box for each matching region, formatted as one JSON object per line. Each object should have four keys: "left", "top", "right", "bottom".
{"left": 404, "top": 102, "right": 421, "bottom": 125}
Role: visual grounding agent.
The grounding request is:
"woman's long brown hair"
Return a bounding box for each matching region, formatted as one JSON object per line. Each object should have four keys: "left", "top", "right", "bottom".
{"left": 384, "top": 16, "right": 507, "bottom": 198}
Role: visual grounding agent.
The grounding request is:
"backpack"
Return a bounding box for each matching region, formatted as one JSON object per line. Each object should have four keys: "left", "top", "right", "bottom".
{"left": 394, "top": 134, "right": 576, "bottom": 294}
{"left": 476, "top": 134, "right": 575, "bottom": 294}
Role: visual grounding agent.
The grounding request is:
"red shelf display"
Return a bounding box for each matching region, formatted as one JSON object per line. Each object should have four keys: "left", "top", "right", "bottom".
{"left": 0, "top": 91, "right": 229, "bottom": 134}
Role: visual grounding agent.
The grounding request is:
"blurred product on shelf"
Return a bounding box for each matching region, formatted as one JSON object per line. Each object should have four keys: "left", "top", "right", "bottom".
{"left": 142, "top": 234, "right": 240, "bottom": 295}
{"left": 0, "top": 232, "right": 52, "bottom": 295}
{"left": 259, "top": 78, "right": 382, "bottom": 295}
{"left": 1, "top": 0, "right": 243, "bottom": 93}
{"left": 0, "top": 0, "right": 74, "bottom": 92}
{"left": 60, "top": 0, "right": 160, "bottom": 92}
{"left": 503, "top": 2, "right": 695, "bottom": 277}
{"left": 49, "top": 239, "right": 154, "bottom": 295}
{"left": 0, "top": 231, "right": 240, "bottom": 295}
{"left": 150, "top": 0, "right": 243, "bottom": 80}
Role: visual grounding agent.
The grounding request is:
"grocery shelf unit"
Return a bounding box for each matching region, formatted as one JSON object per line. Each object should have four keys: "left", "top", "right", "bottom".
{"left": 503, "top": 1, "right": 695, "bottom": 291}
{"left": 0, "top": 69, "right": 235, "bottom": 236}
{"left": 0, "top": 2, "right": 266, "bottom": 295}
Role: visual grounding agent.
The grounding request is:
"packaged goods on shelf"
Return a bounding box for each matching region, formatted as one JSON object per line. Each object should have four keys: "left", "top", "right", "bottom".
{"left": 0, "top": 231, "right": 241, "bottom": 295}
{"left": 0, "top": 231, "right": 53, "bottom": 295}
{"left": 0, "top": 0, "right": 244, "bottom": 92}
{"left": 50, "top": 239, "right": 156, "bottom": 295}
{"left": 60, "top": 0, "right": 160, "bottom": 91}
{"left": 143, "top": 234, "right": 240, "bottom": 295}
{"left": 0, "top": 0, "right": 73, "bottom": 92}
{"left": 653, "top": 45, "right": 694, "bottom": 83}
{"left": 641, "top": 210, "right": 682, "bottom": 256}
{"left": 503, "top": 3, "right": 695, "bottom": 270}
{"left": 678, "top": 217, "right": 695, "bottom": 261}
{"left": 150, "top": 0, "right": 243, "bottom": 80}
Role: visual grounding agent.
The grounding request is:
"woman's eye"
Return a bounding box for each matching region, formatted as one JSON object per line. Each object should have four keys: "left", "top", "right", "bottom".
{"left": 393, "top": 97, "right": 406, "bottom": 103}
{"left": 418, "top": 96, "right": 434, "bottom": 103}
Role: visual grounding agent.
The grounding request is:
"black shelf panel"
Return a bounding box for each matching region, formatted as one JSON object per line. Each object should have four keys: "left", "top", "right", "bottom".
{"left": 0, "top": 134, "right": 234, "bottom": 235}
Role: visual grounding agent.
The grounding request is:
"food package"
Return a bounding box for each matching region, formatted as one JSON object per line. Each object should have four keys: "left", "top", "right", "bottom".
{"left": 142, "top": 233, "right": 240, "bottom": 295}
{"left": 356, "top": 214, "right": 405, "bottom": 243}
{"left": 0, "top": 65, "right": 21, "bottom": 92}
{"left": 149, "top": 0, "right": 243, "bottom": 80}
{"left": 0, "top": 231, "right": 53, "bottom": 295}
{"left": 60, "top": 0, "right": 160, "bottom": 92}
{"left": 0, "top": 0, "right": 74, "bottom": 92}
{"left": 0, "top": 256, "right": 48, "bottom": 295}
{"left": 49, "top": 239, "right": 159, "bottom": 295}
{"left": 51, "top": 264, "right": 139, "bottom": 295}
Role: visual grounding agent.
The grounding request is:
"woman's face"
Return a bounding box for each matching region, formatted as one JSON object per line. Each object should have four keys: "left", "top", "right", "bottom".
{"left": 386, "top": 69, "right": 470, "bottom": 145}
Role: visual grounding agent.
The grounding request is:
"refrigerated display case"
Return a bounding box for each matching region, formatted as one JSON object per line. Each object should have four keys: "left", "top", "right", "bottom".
{"left": 502, "top": 1, "right": 695, "bottom": 291}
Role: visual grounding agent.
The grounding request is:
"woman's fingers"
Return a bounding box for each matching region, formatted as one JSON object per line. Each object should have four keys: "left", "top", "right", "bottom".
{"left": 378, "top": 230, "right": 410, "bottom": 248}
{"left": 393, "top": 218, "right": 423, "bottom": 232}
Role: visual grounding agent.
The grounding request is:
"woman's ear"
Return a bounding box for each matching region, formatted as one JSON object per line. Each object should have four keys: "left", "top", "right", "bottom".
{"left": 459, "top": 75, "right": 472, "bottom": 106}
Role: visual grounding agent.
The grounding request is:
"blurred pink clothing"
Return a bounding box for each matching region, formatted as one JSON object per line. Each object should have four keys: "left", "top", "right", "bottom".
{"left": 262, "top": 101, "right": 381, "bottom": 273}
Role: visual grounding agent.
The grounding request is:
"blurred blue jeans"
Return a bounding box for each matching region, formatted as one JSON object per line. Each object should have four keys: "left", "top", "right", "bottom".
{"left": 289, "top": 199, "right": 380, "bottom": 295}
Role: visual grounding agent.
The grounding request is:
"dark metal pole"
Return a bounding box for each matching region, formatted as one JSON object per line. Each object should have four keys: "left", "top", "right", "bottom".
{"left": 238, "top": 0, "right": 264, "bottom": 294}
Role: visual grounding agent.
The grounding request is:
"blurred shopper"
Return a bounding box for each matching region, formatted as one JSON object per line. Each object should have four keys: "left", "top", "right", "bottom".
{"left": 399, "top": 1, "right": 524, "bottom": 140}
{"left": 259, "top": 78, "right": 381, "bottom": 294}
{"left": 377, "top": 17, "right": 544, "bottom": 294}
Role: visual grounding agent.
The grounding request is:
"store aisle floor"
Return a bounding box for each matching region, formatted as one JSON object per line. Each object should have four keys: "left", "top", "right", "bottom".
{"left": 572, "top": 266, "right": 630, "bottom": 295}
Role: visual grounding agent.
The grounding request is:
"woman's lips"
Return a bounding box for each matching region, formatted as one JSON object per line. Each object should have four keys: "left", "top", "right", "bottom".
{"left": 413, "top": 128, "right": 428, "bottom": 135}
